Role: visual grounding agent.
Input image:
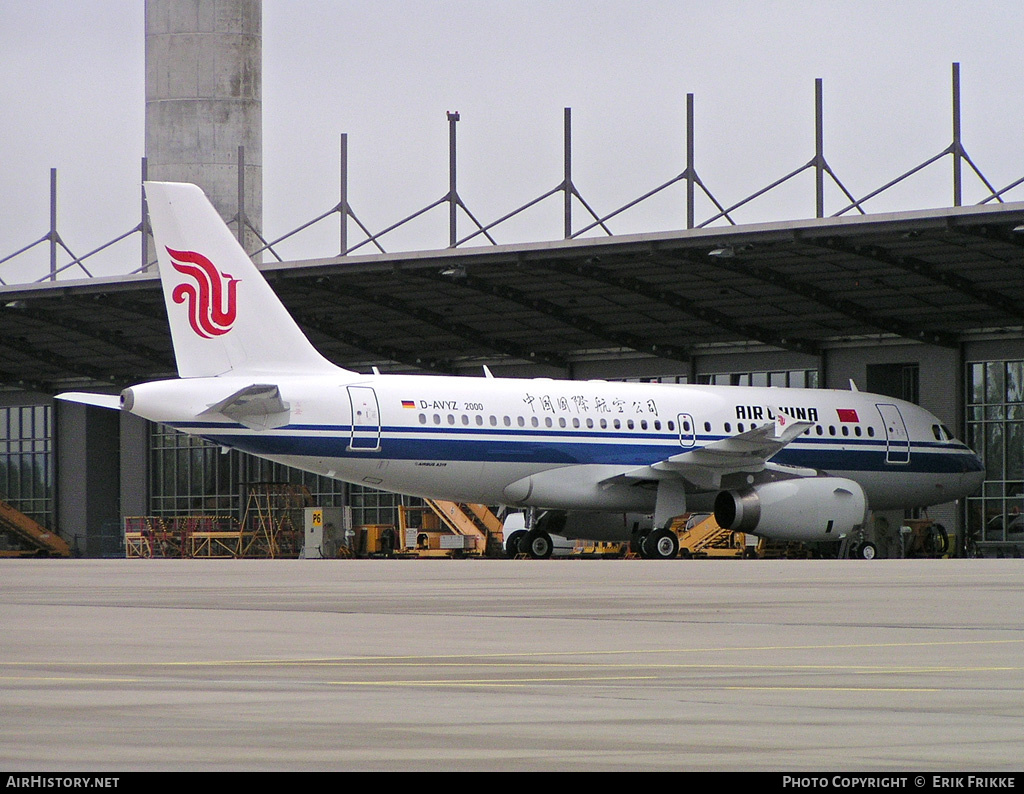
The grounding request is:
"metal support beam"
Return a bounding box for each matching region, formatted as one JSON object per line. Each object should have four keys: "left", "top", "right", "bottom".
{"left": 564, "top": 107, "right": 572, "bottom": 239}
{"left": 952, "top": 62, "right": 962, "bottom": 208}
{"left": 815, "top": 78, "right": 824, "bottom": 218}
{"left": 291, "top": 311, "right": 454, "bottom": 373}
{"left": 49, "top": 168, "right": 57, "bottom": 282}
{"left": 448, "top": 111, "right": 459, "bottom": 247}
{"left": 686, "top": 94, "right": 695, "bottom": 229}
{"left": 685, "top": 247, "right": 959, "bottom": 349}
{"left": 544, "top": 257, "right": 820, "bottom": 355}
{"left": 417, "top": 269, "right": 691, "bottom": 364}
{"left": 340, "top": 133, "right": 348, "bottom": 255}
{"left": 812, "top": 236, "right": 1024, "bottom": 325}
{"left": 141, "top": 157, "right": 149, "bottom": 271}
{"left": 311, "top": 276, "right": 568, "bottom": 370}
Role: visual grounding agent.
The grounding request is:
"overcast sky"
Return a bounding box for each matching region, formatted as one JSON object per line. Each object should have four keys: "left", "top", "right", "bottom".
{"left": 2, "top": 1, "right": 1023, "bottom": 281}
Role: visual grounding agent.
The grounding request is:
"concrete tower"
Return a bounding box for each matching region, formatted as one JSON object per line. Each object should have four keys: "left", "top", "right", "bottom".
{"left": 145, "top": 0, "right": 262, "bottom": 254}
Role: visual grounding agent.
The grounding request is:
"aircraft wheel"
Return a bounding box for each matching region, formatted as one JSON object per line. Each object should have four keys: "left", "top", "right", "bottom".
{"left": 856, "top": 541, "right": 877, "bottom": 560}
{"left": 524, "top": 529, "right": 553, "bottom": 559}
{"left": 924, "top": 524, "right": 949, "bottom": 557}
{"left": 505, "top": 530, "right": 526, "bottom": 558}
{"left": 644, "top": 528, "right": 679, "bottom": 559}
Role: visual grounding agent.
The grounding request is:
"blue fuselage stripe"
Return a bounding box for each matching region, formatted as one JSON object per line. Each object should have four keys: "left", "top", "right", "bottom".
{"left": 173, "top": 421, "right": 983, "bottom": 475}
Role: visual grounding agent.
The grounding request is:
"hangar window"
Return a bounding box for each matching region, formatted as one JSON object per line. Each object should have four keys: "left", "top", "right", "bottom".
{"left": 697, "top": 369, "right": 820, "bottom": 388}
{"left": 966, "top": 359, "right": 1024, "bottom": 545}
{"left": 149, "top": 425, "right": 345, "bottom": 523}
{"left": 0, "top": 405, "right": 53, "bottom": 531}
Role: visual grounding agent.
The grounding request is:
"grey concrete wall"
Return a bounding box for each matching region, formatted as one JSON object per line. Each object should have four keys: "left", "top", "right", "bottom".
{"left": 56, "top": 403, "right": 121, "bottom": 557}
{"left": 145, "top": 0, "right": 262, "bottom": 253}
{"left": 119, "top": 412, "right": 150, "bottom": 519}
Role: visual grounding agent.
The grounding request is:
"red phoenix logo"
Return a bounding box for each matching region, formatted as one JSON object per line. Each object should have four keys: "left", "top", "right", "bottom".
{"left": 166, "top": 247, "right": 240, "bottom": 338}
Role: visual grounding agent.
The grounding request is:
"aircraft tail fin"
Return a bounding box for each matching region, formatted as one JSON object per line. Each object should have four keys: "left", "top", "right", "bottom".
{"left": 144, "top": 181, "right": 345, "bottom": 379}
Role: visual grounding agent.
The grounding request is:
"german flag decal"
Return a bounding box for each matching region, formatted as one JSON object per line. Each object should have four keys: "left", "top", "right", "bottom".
{"left": 401, "top": 400, "right": 416, "bottom": 409}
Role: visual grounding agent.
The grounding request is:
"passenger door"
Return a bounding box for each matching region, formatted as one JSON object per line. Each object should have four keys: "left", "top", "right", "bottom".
{"left": 347, "top": 385, "right": 381, "bottom": 451}
{"left": 876, "top": 403, "right": 910, "bottom": 464}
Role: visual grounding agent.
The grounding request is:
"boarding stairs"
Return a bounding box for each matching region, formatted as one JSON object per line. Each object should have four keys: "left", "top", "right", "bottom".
{"left": 0, "top": 498, "right": 70, "bottom": 557}
{"left": 676, "top": 513, "right": 750, "bottom": 558}
{"left": 423, "top": 499, "right": 504, "bottom": 555}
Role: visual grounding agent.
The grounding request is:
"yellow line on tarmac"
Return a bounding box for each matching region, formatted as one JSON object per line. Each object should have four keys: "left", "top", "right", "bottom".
{"left": 327, "top": 675, "right": 659, "bottom": 687}
{"left": 1, "top": 638, "right": 1019, "bottom": 668}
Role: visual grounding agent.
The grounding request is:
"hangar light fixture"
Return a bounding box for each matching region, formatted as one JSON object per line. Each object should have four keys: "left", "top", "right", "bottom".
{"left": 708, "top": 247, "right": 735, "bottom": 258}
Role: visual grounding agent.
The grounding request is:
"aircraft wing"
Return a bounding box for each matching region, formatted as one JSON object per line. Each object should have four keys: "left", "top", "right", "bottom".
{"left": 200, "top": 383, "right": 291, "bottom": 430}
{"left": 607, "top": 409, "right": 815, "bottom": 491}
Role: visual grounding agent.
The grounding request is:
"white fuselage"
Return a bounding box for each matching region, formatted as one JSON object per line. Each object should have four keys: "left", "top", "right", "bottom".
{"left": 124, "top": 372, "right": 985, "bottom": 518}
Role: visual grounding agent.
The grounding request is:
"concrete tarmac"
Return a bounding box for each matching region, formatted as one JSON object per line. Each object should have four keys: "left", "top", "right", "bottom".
{"left": 1, "top": 558, "right": 1023, "bottom": 772}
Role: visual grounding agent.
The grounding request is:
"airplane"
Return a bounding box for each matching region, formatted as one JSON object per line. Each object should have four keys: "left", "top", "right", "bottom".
{"left": 58, "top": 182, "right": 986, "bottom": 560}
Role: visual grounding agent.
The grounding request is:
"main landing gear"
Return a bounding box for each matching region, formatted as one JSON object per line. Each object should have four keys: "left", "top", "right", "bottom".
{"left": 641, "top": 528, "right": 680, "bottom": 559}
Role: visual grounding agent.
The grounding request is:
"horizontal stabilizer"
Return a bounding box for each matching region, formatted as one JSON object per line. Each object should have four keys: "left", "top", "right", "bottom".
{"left": 54, "top": 392, "right": 122, "bottom": 410}
{"left": 201, "top": 384, "right": 291, "bottom": 430}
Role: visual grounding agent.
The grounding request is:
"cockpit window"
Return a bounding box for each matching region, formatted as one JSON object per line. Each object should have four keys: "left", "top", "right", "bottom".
{"left": 932, "top": 424, "right": 954, "bottom": 441}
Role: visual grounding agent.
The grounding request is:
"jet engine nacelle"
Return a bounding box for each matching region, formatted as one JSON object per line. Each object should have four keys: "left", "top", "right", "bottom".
{"left": 714, "top": 477, "right": 868, "bottom": 542}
